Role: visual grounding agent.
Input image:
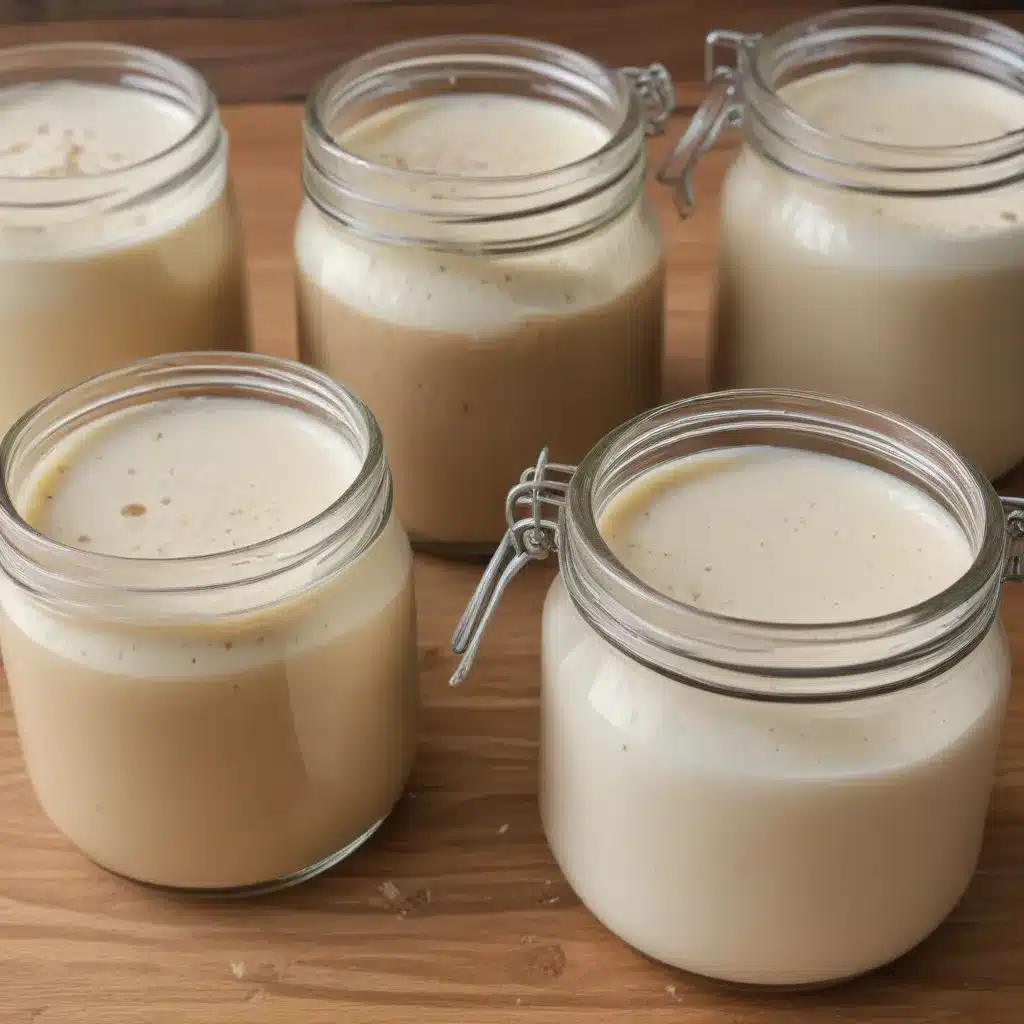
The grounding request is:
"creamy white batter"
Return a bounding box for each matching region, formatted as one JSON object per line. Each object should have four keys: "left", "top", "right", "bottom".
{"left": 714, "top": 62, "right": 1024, "bottom": 479}
{"left": 7, "top": 394, "right": 383, "bottom": 679}
{"left": 340, "top": 93, "right": 608, "bottom": 177}
{"left": 541, "top": 444, "right": 1009, "bottom": 985}
{"left": 297, "top": 92, "right": 660, "bottom": 333}
{"left": 0, "top": 76, "right": 248, "bottom": 439}
{"left": 601, "top": 446, "right": 972, "bottom": 622}
{"left": 779, "top": 64, "right": 1024, "bottom": 236}
{"left": 26, "top": 396, "right": 362, "bottom": 558}
{"left": 0, "top": 81, "right": 193, "bottom": 180}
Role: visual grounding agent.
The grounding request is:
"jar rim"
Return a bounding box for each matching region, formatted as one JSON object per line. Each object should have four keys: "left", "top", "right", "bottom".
{"left": 0, "top": 352, "right": 392, "bottom": 618}
{"left": 0, "top": 41, "right": 221, "bottom": 211}
{"left": 306, "top": 34, "right": 635, "bottom": 187}
{"left": 560, "top": 389, "right": 1007, "bottom": 701}
{"left": 740, "top": 5, "right": 1024, "bottom": 195}
{"left": 300, "top": 34, "right": 649, "bottom": 253}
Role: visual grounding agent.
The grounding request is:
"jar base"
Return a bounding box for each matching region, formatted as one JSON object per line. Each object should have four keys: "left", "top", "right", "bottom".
{"left": 651, "top": 958, "right": 888, "bottom": 993}
{"left": 90, "top": 816, "right": 387, "bottom": 897}
{"left": 619, "top": 915, "right": 945, "bottom": 991}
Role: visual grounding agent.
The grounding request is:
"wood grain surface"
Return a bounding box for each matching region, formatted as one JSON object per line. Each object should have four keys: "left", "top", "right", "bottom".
{"left": 0, "top": 0, "right": 1021, "bottom": 103}
{"left": 3, "top": 10, "right": 1024, "bottom": 1022}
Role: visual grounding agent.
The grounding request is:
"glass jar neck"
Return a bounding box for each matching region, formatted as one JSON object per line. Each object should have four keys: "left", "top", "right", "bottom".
{"left": 556, "top": 390, "right": 1008, "bottom": 702}
{"left": 0, "top": 353, "right": 392, "bottom": 622}
{"left": 301, "top": 35, "right": 651, "bottom": 254}
{"left": 0, "top": 42, "right": 225, "bottom": 234}
{"left": 739, "top": 6, "right": 1024, "bottom": 197}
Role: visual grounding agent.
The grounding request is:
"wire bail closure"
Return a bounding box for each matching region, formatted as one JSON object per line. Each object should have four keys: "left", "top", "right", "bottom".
{"left": 656, "top": 29, "right": 757, "bottom": 216}
{"left": 1001, "top": 497, "right": 1024, "bottom": 581}
{"left": 449, "top": 449, "right": 575, "bottom": 686}
{"left": 449, "top": 456, "right": 1024, "bottom": 686}
{"left": 620, "top": 63, "right": 676, "bottom": 136}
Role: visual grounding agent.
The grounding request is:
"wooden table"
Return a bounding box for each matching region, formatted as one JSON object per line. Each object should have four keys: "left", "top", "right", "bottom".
{"left": 3, "top": 40, "right": 1024, "bottom": 1024}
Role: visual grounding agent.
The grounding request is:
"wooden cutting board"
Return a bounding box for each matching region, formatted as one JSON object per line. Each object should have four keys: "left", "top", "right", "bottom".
{"left": 2, "top": 24, "right": 1024, "bottom": 1024}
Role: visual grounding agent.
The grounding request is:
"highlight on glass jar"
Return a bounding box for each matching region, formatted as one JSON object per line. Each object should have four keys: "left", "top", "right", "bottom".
{"left": 0, "top": 42, "right": 250, "bottom": 440}
{"left": 295, "top": 35, "right": 673, "bottom": 557}
{"left": 0, "top": 352, "right": 417, "bottom": 894}
{"left": 450, "top": 389, "right": 1024, "bottom": 987}
{"left": 662, "top": 6, "right": 1024, "bottom": 481}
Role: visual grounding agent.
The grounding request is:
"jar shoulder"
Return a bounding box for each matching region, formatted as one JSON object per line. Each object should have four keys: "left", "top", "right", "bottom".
{"left": 542, "top": 572, "right": 1011, "bottom": 778}
{"left": 719, "top": 147, "right": 1024, "bottom": 269}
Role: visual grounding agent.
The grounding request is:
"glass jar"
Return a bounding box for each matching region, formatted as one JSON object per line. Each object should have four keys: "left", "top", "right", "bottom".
{"left": 666, "top": 8, "right": 1024, "bottom": 480}
{"left": 0, "top": 42, "right": 250, "bottom": 439}
{"left": 451, "top": 389, "right": 1024, "bottom": 987}
{"left": 295, "top": 36, "right": 672, "bottom": 557}
{"left": 0, "top": 353, "right": 416, "bottom": 894}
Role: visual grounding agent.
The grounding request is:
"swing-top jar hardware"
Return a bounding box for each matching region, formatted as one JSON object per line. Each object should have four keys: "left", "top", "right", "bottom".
{"left": 449, "top": 388, "right": 1022, "bottom": 986}
{"left": 651, "top": 29, "right": 754, "bottom": 216}
{"left": 452, "top": 402, "right": 1024, "bottom": 690}
{"left": 654, "top": 8, "right": 1024, "bottom": 217}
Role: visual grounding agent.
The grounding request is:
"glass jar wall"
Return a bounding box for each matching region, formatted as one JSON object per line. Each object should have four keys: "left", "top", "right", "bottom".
{"left": 0, "top": 353, "right": 416, "bottom": 894}
{"left": 671, "top": 9, "right": 1024, "bottom": 479}
{"left": 296, "top": 36, "right": 667, "bottom": 556}
{"left": 453, "top": 390, "right": 1021, "bottom": 986}
{"left": 0, "top": 42, "right": 250, "bottom": 437}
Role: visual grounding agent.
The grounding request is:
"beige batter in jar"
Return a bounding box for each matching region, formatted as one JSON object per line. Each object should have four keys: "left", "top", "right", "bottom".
{"left": 0, "top": 44, "right": 249, "bottom": 437}
{"left": 0, "top": 354, "right": 416, "bottom": 892}
{"left": 296, "top": 38, "right": 666, "bottom": 554}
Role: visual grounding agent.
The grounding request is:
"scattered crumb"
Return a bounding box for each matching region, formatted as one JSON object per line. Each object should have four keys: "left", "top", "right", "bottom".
{"left": 515, "top": 997, "right": 522, "bottom": 1005}
{"left": 540, "top": 895, "right": 561, "bottom": 906}
{"left": 519, "top": 934, "right": 538, "bottom": 945}
{"left": 666, "top": 983, "right": 676, "bottom": 997}
{"left": 230, "top": 961, "right": 246, "bottom": 979}
{"left": 377, "top": 881, "right": 433, "bottom": 918}
{"left": 497, "top": 823, "right": 509, "bottom": 835}
{"left": 377, "top": 880, "right": 401, "bottom": 905}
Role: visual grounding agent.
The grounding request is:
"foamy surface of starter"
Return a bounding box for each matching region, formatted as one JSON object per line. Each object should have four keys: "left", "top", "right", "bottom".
{"left": 600, "top": 447, "right": 973, "bottom": 623}
{"left": 337, "top": 93, "right": 608, "bottom": 175}
{"left": 0, "top": 81, "right": 194, "bottom": 179}
{"left": 298, "top": 92, "right": 659, "bottom": 334}
{"left": 23, "top": 397, "right": 363, "bottom": 558}
{"left": 778, "top": 63, "right": 1024, "bottom": 232}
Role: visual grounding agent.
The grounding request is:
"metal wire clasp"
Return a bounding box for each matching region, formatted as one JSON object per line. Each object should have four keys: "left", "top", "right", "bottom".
{"left": 657, "top": 29, "right": 758, "bottom": 216}
{"left": 621, "top": 63, "right": 676, "bottom": 136}
{"left": 1002, "top": 497, "right": 1024, "bottom": 581}
{"left": 449, "top": 449, "right": 576, "bottom": 686}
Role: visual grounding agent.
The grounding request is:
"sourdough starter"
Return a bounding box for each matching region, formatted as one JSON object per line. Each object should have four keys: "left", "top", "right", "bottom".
{"left": 540, "top": 447, "right": 1009, "bottom": 984}
{"left": 296, "top": 93, "right": 664, "bottom": 550}
{"left": 713, "top": 63, "right": 1024, "bottom": 478}
{"left": 0, "top": 396, "right": 416, "bottom": 890}
{"left": 0, "top": 80, "right": 248, "bottom": 436}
